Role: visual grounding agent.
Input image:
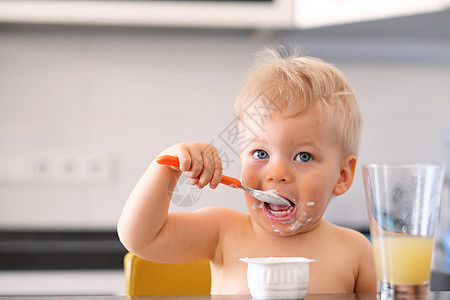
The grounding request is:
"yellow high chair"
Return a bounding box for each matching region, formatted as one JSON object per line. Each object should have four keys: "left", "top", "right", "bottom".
{"left": 123, "top": 252, "right": 211, "bottom": 295}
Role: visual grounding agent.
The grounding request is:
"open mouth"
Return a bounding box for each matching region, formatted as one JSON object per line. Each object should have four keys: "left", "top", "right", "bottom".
{"left": 263, "top": 195, "right": 297, "bottom": 222}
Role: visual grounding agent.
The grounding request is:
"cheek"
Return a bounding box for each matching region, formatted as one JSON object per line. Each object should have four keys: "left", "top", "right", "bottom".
{"left": 302, "top": 204, "right": 323, "bottom": 220}
{"left": 245, "top": 195, "right": 264, "bottom": 212}
{"left": 244, "top": 172, "right": 257, "bottom": 182}
{"left": 302, "top": 198, "right": 330, "bottom": 225}
{"left": 245, "top": 197, "right": 271, "bottom": 231}
{"left": 302, "top": 174, "right": 335, "bottom": 204}
{"left": 241, "top": 165, "right": 260, "bottom": 185}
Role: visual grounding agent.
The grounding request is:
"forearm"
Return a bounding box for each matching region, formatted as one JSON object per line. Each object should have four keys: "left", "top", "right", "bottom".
{"left": 118, "top": 142, "right": 223, "bottom": 260}
{"left": 117, "top": 159, "right": 180, "bottom": 256}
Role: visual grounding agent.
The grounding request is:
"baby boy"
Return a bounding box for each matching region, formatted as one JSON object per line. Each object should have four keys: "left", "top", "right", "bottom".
{"left": 118, "top": 46, "right": 377, "bottom": 294}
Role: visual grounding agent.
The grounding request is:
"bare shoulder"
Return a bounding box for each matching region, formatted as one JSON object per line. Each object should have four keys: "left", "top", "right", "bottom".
{"left": 318, "top": 221, "right": 374, "bottom": 271}
{"left": 193, "top": 206, "right": 249, "bottom": 262}
{"left": 323, "top": 220, "right": 371, "bottom": 247}
{"left": 321, "top": 221, "right": 376, "bottom": 292}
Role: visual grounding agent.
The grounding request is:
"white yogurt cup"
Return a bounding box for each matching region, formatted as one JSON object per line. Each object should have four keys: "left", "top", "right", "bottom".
{"left": 240, "top": 257, "right": 314, "bottom": 299}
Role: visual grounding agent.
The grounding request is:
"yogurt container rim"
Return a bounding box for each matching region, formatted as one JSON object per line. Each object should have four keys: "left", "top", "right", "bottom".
{"left": 240, "top": 257, "right": 315, "bottom": 264}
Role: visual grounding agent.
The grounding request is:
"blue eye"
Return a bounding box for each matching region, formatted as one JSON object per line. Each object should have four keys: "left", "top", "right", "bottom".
{"left": 252, "top": 150, "right": 269, "bottom": 160}
{"left": 295, "top": 152, "right": 313, "bottom": 163}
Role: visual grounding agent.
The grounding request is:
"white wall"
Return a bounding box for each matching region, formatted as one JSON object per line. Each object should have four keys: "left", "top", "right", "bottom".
{"left": 0, "top": 9, "right": 449, "bottom": 230}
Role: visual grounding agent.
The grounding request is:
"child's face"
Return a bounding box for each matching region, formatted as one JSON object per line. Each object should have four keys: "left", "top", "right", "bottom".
{"left": 240, "top": 104, "right": 351, "bottom": 236}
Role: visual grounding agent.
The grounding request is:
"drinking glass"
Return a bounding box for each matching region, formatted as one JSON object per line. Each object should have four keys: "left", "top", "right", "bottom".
{"left": 362, "top": 164, "right": 445, "bottom": 298}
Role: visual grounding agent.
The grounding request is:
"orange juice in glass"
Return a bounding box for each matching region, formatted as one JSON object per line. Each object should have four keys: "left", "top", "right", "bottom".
{"left": 372, "top": 236, "right": 434, "bottom": 285}
{"left": 362, "top": 164, "right": 444, "bottom": 298}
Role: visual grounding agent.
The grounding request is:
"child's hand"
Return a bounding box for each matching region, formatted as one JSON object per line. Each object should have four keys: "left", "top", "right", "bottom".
{"left": 159, "top": 142, "right": 223, "bottom": 189}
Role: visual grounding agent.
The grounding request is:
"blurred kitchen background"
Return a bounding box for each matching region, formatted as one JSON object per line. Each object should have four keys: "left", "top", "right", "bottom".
{"left": 0, "top": 0, "right": 450, "bottom": 296}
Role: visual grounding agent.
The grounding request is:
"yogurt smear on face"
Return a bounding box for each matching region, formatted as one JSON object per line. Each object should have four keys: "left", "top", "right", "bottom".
{"left": 249, "top": 192, "right": 312, "bottom": 235}
{"left": 267, "top": 205, "right": 312, "bottom": 235}
{"left": 252, "top": 201, "right": 264, "bottom": 211}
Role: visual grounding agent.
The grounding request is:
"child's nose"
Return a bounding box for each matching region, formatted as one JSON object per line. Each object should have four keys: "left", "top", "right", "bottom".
{"left": 266, "top": 161, "right": 291, "bottom": 183}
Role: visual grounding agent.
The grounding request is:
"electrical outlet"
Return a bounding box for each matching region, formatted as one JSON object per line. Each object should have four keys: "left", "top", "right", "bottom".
{"left": 0, "top": 154, "right": 115, "bottom": 185}
{"left": 31, "top": 155, "right": 53, "bottom": 179}
{"left": 83, "top": 155, "right": 113, "bottom": 181}
{"left": 59, "top": 154, "right": 114, "bottom": 183}
{"left": 54, "top": 155, "right": 82, "bottom": 181}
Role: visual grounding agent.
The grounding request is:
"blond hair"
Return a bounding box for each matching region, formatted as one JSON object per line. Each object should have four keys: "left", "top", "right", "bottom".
{"left": 233, "top": 45, "right": 362, "bottom": 157}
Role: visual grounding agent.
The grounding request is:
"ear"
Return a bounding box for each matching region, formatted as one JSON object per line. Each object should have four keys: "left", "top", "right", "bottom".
{"left": 332, "top": 155, "right": 357, "bottom": 196}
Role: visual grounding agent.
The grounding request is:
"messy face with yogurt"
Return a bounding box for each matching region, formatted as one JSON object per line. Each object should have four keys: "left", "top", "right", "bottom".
{"left": 239, "top": 104, "right": 354, "bottom": 237}
{"left": 233, "top": 51, "right": 363, "bottom": 238}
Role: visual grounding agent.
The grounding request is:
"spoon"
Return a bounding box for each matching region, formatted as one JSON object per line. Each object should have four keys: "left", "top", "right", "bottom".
{"left": 156, "top": 155, "right": 291, "bottom": 206}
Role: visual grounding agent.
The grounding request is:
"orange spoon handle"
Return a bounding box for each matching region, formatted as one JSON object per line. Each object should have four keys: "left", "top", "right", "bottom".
{"left": 220, "top": 174, "right": 241, "bottom": 188}
{"left": 156, "top": 154, "right": 180, "bottom": 167}
{"left": 156, "top": 154, "right": 241, "bottom": 188}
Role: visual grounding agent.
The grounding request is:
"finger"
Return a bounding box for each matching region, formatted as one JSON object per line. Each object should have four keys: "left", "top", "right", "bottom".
{"left": 185, "top": 150, "right": 203, "bottom": 179}
{"left": 177, "top": 147, "right": 192, "bottom": 172}
{"left": 189, "top": 177, "right": 199, "bottom": 186}
{"left": 209, "top": 152, "right": 223, "bottom": 189}
{"left": 196, "top": 151, "right": 214, "bottom": 189}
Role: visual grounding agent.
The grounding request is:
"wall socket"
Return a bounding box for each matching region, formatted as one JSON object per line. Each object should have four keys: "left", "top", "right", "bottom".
{"left": 0, "top": 154, "right": 115, "bottom": 185}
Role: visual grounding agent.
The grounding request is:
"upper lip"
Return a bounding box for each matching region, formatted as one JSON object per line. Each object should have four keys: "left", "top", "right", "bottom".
{"left": 273, "top": 191, "right": 296, "bottom": 206}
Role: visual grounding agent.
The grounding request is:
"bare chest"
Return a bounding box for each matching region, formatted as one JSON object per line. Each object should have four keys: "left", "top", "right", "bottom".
{"left": 210, "top": 231, "right": 356, "bottom": 294}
